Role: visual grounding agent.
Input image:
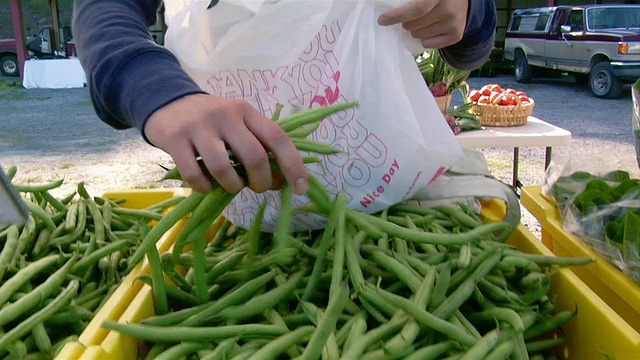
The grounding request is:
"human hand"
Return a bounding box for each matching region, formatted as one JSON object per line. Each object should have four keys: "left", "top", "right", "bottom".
{"left": 378, "top": 0, "right": 469, "bottom": 49}
{"left": 144, "top": 94, "right": 308, "bottom": 195}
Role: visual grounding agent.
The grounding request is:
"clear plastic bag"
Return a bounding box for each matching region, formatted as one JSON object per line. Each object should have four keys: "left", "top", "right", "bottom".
{"left": 633, "top": 79, "right": 640, "bottom": 169}
{"left": 544, "top": 159, "right": 640, "bottom": 284}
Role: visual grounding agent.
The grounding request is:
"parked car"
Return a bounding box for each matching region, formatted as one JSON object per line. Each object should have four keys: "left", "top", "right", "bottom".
{"left": 504, "top": 4, "right": 640, "bottom": 99}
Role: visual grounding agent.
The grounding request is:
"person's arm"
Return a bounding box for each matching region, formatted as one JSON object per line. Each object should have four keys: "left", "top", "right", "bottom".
{"left": 72, "top": 0, "right": 308, "bottom": 196}
{"left": 72, "top": 0, "right": 206, "bottom": 138}
{"left": 439, "top": 0, "right": 496, "bottom": 70}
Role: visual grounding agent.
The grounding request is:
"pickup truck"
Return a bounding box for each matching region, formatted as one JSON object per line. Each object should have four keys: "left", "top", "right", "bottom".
{"left": 0, "top": 25, "right": 76, "bottom": 77}
{"left": 503, "top": 4, "right": 640, "bottom": 99}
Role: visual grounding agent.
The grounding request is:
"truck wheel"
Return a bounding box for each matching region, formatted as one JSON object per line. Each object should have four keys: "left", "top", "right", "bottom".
{"left": 514, "top": 53, "right": 532, "bottom": 83}
{"left": 590, "top": 62, "right": 622, "bottom": 99}
{"left": 0, "top": 55, "right": 19, "bottom": 77}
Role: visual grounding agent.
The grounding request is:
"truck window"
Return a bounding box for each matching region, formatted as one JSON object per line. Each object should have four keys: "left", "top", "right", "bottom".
{"left": 588, "top": 7, "right": 640, "bottom": 30}
{"left": 509, "top": 12, "right": 551, "bottom": 33}
{"left": 566, "top": 10, "right": 584, "bottom": 31}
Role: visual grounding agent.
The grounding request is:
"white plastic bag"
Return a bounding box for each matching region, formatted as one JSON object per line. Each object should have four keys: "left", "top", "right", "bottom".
{"left": 165, "top": 0, "right": 463, "bottom": 231}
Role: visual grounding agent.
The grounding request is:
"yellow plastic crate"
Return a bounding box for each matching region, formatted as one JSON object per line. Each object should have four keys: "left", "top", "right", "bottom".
{"left": 55, "top": 188, "right": 194, "bottom": 360}
{"left": 521, "top": 186, "right": 640, "bottom": 333}
{"left": 57, "top": 195, "right": 640, "bottom": 360}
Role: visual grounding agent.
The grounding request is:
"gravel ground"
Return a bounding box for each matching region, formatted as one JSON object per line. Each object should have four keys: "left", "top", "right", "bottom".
{"left": 2, "top": 74, "right": 639, "bottom": 239}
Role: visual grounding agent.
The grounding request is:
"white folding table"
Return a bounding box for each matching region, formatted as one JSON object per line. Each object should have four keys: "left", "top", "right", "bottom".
{"left": 456, "top": 116, "right": 572, "bottom": 189}
{"left": 22, "top": 58, "right": 87, "bottom": 89}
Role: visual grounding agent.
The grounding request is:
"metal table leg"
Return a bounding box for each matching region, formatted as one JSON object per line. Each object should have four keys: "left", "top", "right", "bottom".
{"left": 512, "top": 147, "right": 520, "bottom": 189}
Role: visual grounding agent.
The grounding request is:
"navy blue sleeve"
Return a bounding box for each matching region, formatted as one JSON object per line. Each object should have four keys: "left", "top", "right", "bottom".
{"left": 72, "top": 0, "right": 206, "bottom": 138}
{"left": 439, "top": 0, "right": 496, "bottom": 70}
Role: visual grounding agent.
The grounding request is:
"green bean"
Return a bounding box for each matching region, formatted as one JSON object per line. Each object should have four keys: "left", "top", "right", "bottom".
{"left": 477, "top": 278, "right": 525, "bottom": 306}
{"left": 70, "top": 239, "right": 132, "bottom": 276}
{"left": 290, "top": 138, "right": 341, "bottom": 155}
{"left": 0, "top": 279, "right": 78, "bottom": 353}
{"left": 434, "top": 204, "right": 483, "bottom": 229}
{"left": 0, "top": 226, "right": 20, "bottom": 281}
{"left": 12, "top": 178, "right": 64, "bottom": 193}
{"left": 374, "top": 287, "right": 476, "bottom": 347}
{"left": 501, "top": 250, "right": 593, "bottom": 267}
{"left": 500, "top": 255, "right": 542, "bottom": 272}
{"left": 215, "top": 269, "right": 306, "bottom": 324}
{"left": 525, "top": 337, "right": 565, "bottom": 353}
{"left": 153, "top": 342, "right": 212, "bottom": 360}
{"left": 484, "top": 338, "right": 516, "bottom": 360}
{"left": 49, "top": 200, "right": 87, "bottom": 246}
{"left": 276, "top": 102, "right": 358, "bottom": 132}
{"left": 198, "top": 337, "right": 239, "bottom": 360}
{"left": 143, "top": 195, "right": 186, "bottom": 213}
{"left": 371, "top": 250, "right": 422, "bottom": 293}
{"left": 101, "top": 322, "right": 287, "bottom": 342}
{"left": 5, "top": 165, "right": 17, "bottom": 180}
{"left": 135, "top": 275, "right": 199, "bottom": 307}
{"left": 181, "top": 270, "right": 277, "bottom": 326}
{"left": 127, "top": 191, "right": 207, "bottom": 269}
{"left": 146, "top": 243, "right": 169, "bottom": 315}
{"left": 206, "top": 251, "right": 246, "bottom": 284}
{"left": 453, "top": 309, "right": 483, "bottom": 340}
{"left": 348, "top": 209, "right": 511, "bottom": 246}
{"left": 37, "top": 190, "right": 66, "bottom": 213}
{"left": 358, "top": 286, "right": 399, "bottom": 319}
{"left": 520, "top": 278, "right": 552, "bottom": 306}
{"left": 468, "top": 307, "right": 525, "bottom": 332}
{"left": 273, "top": 183, "right": 295, "bottom": 266}
{"left": 30, "top": 228, "right": 51, "bottom": 258}
{"left": 345, "top": 231, "right": 367, "bottom": 292}
{"left": 300, "top": 283, "right": 349, "bottom": 360}
{"left": 339, "top": 314, "right": 408, "bottom": 360}
{"left": 247, "top": 326, "right": 314, "bottom": 360}
{"left": 404, "top": 341, "right": 455, "bottom": 360}
{"left": 359, "top": 297, "right": 389, "bottom": 324}
{"left": 24, "top": 201, "right": 56, "bottom": 231}
{"left": 31, "top": 323, "right": 52, "bottom": 354}
{"left": 428, "top": 262, "right": 451, "bottom": 312}
{"left": 188, "top": 219, "right": 213, "bottom": 304}
{"left": 0, "top": 254, "right": 77, "bottom": 327}
{"left": 173, "top": 187, "right": 226, "bottom": 256}
{"left": 328, "top": 192, "right": 347, "bottom": 301}
{"left": 459, "top": 328, "right": 501, "bottom": 360}
{"left": 448, "top": 246, "right": 499, "bottom": 291}
{"left": 524, "top": 309, "right": 576, "bottom": 340}
{"left": 287, "top": 120, "right": 321, "bottom": 138}
{"left": 302, "top": 198, "right": 341, "bottom": 302}
{"left": 341, "top": 314, "right": 368, "bottom": 354}
{"left": 44, "top": 306, "right": 94, "bottom": 326}
{"left": 60, "top": 191, "right": 76, "bottom": 205}
{"left": 0, "top": 254, "right": 59, "bottom": 306}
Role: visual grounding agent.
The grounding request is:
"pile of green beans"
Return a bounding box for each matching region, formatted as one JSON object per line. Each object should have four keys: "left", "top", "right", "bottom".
{"left": 0, "top": 167, "right": 184, "bottom": 360}
{"left": 103, "top": 175, "right": 592, "bottom": 359}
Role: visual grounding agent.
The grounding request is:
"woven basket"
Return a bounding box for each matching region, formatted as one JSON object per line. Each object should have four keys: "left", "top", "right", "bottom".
{"left": 473, "top": 95, "right": 535, "bottom": 127}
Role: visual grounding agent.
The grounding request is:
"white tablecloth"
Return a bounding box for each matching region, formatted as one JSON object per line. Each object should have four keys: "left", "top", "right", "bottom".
{"left": 456, "top": 116, "right": 572, "bottom": 149}
{"left": 22, "top": 58, "right": 86, "bottom": 89}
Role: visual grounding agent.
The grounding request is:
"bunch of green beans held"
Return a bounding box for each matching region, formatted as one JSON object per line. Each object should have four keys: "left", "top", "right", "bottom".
{"left": 0, "top": 166, "right": 188, "bottom": 360}
{"left": 96, "top": 103, "right": 593, "bottom": 359}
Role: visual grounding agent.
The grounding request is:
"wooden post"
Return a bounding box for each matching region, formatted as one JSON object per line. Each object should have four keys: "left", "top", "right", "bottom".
{"left": 49, "top": 0, "right": 61, "bottom": 55}
{"left": 9, "top": 0, "right": 28, "bottom": 81}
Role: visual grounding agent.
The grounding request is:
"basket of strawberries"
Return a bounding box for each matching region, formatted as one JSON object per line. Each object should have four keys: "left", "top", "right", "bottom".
{"left": 468, "top": 84, "right": 535, "bottom": 127}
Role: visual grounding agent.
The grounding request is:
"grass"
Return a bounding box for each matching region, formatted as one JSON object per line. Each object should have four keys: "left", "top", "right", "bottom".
{"left": 0, "top": 79, "right": 22, "bottom": 89}
{"left": 61, "top": 162, "right": 73, "bottom": 169}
